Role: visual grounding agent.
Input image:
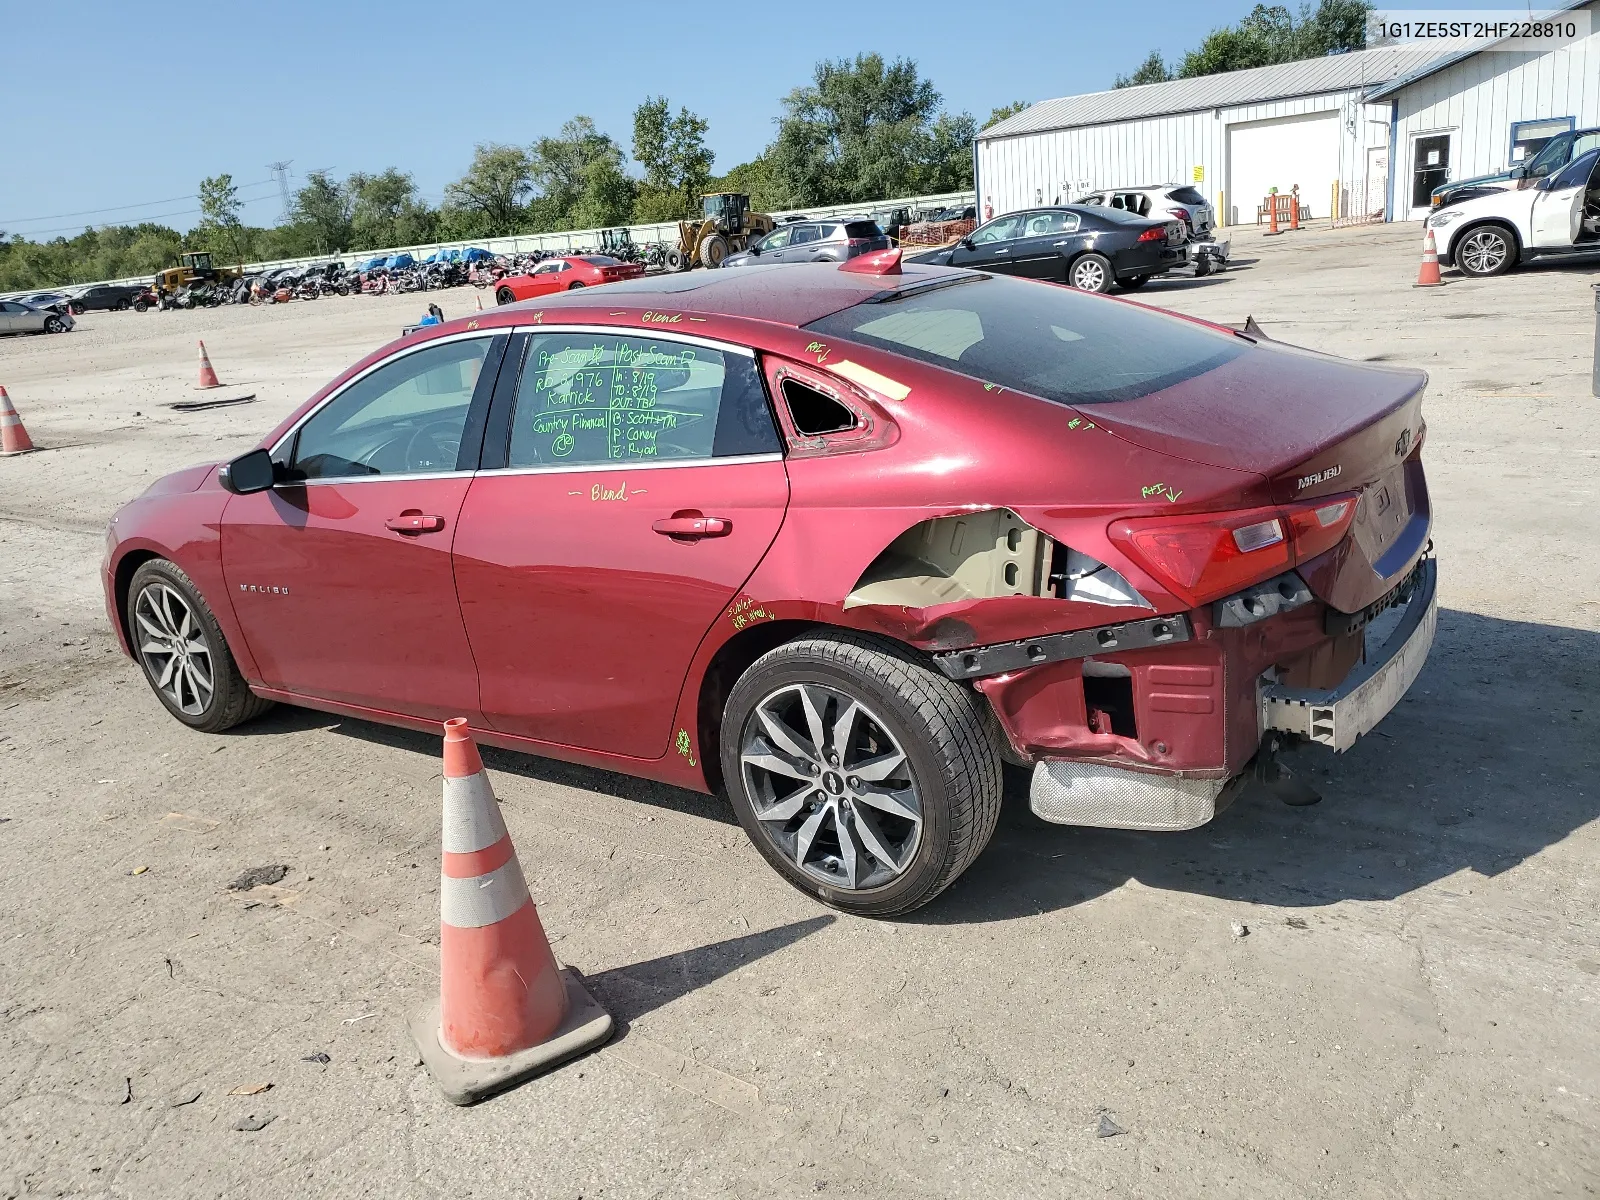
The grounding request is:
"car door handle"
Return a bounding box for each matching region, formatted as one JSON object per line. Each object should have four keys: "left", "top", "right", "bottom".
{"left": 385, "top": 512, "right": 446, "bottom": 534}
{"left": 994, "top": 248, "right": 1009, "bottom": 254}
{"left": 1053, "top": 240, "right": 1073, "bottom": 246}
{"left": 652, "top": 516, "right": 731, "bottom": 539}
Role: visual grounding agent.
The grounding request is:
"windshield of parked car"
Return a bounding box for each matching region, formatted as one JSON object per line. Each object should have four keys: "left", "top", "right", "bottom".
{"left": 805, "top": 275, "right": 1245, "bottom": 405}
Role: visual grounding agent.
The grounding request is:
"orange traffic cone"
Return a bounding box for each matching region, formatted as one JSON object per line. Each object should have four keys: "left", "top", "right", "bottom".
{"left": 475, "top": 291, "right": 484, "bottom": 312}
{"left": 1414, "top": 229, "right": 1445, "bottom": 287}
{"left": 1, "top": 386, "right": 37, "bottom": 456}
{"left": 408, "top": 719, "right": 612, "bottom": 1105}
{"left": 196, "top": 340, "right": 222, "bottom": 389}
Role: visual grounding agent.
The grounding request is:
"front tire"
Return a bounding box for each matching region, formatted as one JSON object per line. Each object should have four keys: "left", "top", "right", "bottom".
{"left": 496, "top": 286, "right": 515, "bottom": 306}
{"left": 1068, "top": 252, "right": 1113, "bottom": 293}
{"left": 133, "top": 299, "right": 149, "bottom": 313}
{"left": 1455, "top": 223, "right": 1516, "bottom": 277}
{"left": 43, "top": 315, "right": 64, "bottom": 334}
{"left": 699, "top": 234, "right": 728, "bottom": 269}
{"left": 665, "top": 247, "right": 687, "bottom": 272}
{"left": 127, "top": 559, "right": 273, "bottom": 733}
{"left": 721, "top": 632, "right": 1002, "bottom": 917}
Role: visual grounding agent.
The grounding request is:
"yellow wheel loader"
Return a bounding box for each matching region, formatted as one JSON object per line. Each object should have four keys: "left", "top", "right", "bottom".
{"left": 666, "top": 193, "right": 776, "bottom": 271}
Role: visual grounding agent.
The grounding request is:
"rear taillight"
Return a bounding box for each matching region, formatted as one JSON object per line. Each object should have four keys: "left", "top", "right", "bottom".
{"left": 847, "top": 238, "right": 869, "bottom": 252}
{"left": 1171, "top": 206, "right": 1191, "bottom": 222}
{"left": 1137, "top": 226, "right": 1165, "bottom": 242}
{"left": 1110, "top": 494, "right": 1358, "bottom": 606}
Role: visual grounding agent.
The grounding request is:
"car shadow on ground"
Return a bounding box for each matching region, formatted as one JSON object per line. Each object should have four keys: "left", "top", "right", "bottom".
{"left": 233, "top": 607, "right": 1598, "bottom": 924}
{"left": 918, "top": 607, "right": 1600, "bottom": 924}
{"left": 243, "top": 707, "right": 740, "bottom": 826}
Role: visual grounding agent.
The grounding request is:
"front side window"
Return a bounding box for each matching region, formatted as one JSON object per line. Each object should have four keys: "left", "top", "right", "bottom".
{"left": 970, "top": 215, "right": 1024, "bottom": 244}
{"left": 506, "top": 333, "right": 780, "bottom": 468}
{"left": 287, "top": 338, "right": 492, "bottom": 480}
{"left": 805, "top": 274, "right": 1245, "bottom": 406}
{"left": 1547, "top": 147, "right": 1600, "bottom": 191}
{"left": 760, "top": 227, "right": 793, "bottom": 251}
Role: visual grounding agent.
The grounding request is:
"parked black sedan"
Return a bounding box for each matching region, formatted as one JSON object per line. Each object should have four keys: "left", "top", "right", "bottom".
{"left": 906, "top": 206, "right": 1187, "bottom": 292}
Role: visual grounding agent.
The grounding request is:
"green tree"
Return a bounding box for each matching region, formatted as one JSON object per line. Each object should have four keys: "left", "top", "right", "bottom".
{"left": 529, "top": 117, "right": 624, "bottom": 227}
{"left": 982, "top": 101, "right": 1031, "bottom": 129}
{"left": 767, "top": 54, "right": 972, "bottom": 206}
{"left": 292, "top": 170, "right": 353, "bottom": 254}
{"left": 195, "top": 174, "right": 249, "bottom": 264}
{"left": 572, "top": 154, "right": 638, "bottom": 230}
{"left": 1115, "top": 51, "right": 1173, "bottom": 88}
{"left": 632, "top": 97, "right": 715, "bottom": 219}
{"left": 443, "top": 144, "right": 534, "bottom": 238}
{"left": 347, "top": 168, "right": 426, "bottom": 249}
{"left": 1174, "top": 1, "right": 1372, "bottom": 79}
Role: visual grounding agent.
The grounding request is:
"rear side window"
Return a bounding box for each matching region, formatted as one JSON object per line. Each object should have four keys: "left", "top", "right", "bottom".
{"left": 843, "top": 220, "right": 883, "bottom": 239}
{"left": 1168, "top": 187, "right": 1208, "bottom": 206}
{"left": 805, "top": 276, "right": 1245, "bottom": 405}
{"left": 506, "top": 333, "right": 780, "bottom": 468}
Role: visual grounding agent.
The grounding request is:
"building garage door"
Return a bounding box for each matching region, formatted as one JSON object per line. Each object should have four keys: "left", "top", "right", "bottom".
{"left": 1227, "top": 111, "right": 1341, "bottom": 222}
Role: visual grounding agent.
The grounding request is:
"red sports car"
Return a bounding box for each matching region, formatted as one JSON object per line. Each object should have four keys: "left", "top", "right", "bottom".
{"left": 494, "top": 255, "right": 645, "bottom": 306}
{"left": 104, "top": 250, "right": 1435, "bottom": 915}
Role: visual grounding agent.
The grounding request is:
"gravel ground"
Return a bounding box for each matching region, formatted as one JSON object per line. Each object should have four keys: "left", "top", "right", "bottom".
{"left": 1, "top": 229, "right": 1597, "bottom": 1199}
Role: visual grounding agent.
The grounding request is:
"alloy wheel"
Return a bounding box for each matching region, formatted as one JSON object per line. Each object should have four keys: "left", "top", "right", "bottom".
{"left": 739, "top": 682, "right": 922, "bottom": 891}
{"left": 1072, "top": 259, "right": 1106, "bottom": 290}
{"left": 134, "top": 582, "right": 215, "bottom": 716}
{"left": 1460, "top": 230, "right": 1507, "bottom": 274}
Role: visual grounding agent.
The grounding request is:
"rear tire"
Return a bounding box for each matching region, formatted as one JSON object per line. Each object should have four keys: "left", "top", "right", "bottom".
{"left": 568, "top": 281, "right": 586, "bottom": 289}
{"left": 126, "top": 559, "right": 274, "bottom": 733}
{"left": 1455, "top": 223, "right": 1517, "bottom": 277}
{"left": 1068, "top": 252, "right": 1113, "bottom": 293}
{"left": 720, "top": 631, "right": 1002, "bottom": 917}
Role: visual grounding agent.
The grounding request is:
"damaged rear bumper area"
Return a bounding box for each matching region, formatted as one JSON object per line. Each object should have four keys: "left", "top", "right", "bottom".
{"left": 1259, "top": 556, "right": 1436, "bottom": 752}
{"left": 938, "top": 556, "right": 1437, "bottom": 831}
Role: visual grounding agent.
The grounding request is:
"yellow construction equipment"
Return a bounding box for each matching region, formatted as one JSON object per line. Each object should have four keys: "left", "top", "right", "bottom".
{"left": 153, "top": 251, "right": 243, "bottom": 292}
{"left": 667, "top": 193, "right": 775, "bottom": 271}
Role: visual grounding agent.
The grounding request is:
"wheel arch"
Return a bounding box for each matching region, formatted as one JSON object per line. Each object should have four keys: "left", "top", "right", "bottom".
{"left": 112, "top": 548, "right": 163, "bottom": 652}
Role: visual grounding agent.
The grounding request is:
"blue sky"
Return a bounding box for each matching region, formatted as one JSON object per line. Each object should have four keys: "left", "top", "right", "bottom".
{"left": 5, "top": 0, "right": 1467, "bottom": 236}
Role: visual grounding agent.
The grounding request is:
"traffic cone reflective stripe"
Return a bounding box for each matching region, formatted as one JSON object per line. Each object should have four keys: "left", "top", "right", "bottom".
{"left": 0, "top": 386, "right": 37, "bottom": 455}
{"left": 409, "top": 718, "right": 612, "bottom": 1102}
{"left": 196, "top": 340, "right": 222, "bottom": 389}
{"left": 1415, "top": 229, "right": 1444, "bottom": 287}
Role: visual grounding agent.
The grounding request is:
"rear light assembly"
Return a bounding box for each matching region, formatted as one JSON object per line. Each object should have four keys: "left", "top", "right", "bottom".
{"left": 847, "top": 237, "right": 869, "bottom": 252}
{"left": 1136, "top": 226, "right": 1166, "bottom": 242}
{"left": 1110, "top": 494, "right": 1357, "bottom": 606}
{"left": 1170, "top": 206, "right": 1192, "bottom": 223}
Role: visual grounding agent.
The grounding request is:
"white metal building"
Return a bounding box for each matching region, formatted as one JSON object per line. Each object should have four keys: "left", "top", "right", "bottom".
{"left": 976, "top": 3, "right": 1599, "bottom": 227}
{"left": 1370, "top": 3, "right": 1600, "bottom": 221}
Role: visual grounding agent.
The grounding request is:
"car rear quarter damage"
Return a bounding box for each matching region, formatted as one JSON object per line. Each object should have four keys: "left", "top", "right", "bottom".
{"left": 676, "top": 307, "right": 1434, "bottom": 835}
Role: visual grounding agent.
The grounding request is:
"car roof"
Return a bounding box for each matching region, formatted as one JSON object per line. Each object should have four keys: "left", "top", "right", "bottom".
{"left": 499, "top": 261, "right": 969, "bottom": 327}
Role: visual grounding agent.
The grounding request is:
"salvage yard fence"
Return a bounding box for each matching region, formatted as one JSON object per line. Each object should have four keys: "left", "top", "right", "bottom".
{"left": 8, "top": 190, "right": 977, "bottom": 297}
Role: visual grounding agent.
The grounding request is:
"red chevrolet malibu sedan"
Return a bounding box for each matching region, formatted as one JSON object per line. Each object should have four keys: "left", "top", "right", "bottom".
{"left": 104, "top": 251, "right": 1435, "bottom": 915}
{"left": 493, "top": 254, "right": 645, "bottom": 306}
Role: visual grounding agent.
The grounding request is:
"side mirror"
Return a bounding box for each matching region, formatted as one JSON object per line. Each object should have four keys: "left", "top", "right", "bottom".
{"left": 1509, "top": 165, "right": 1528, "bottom": 180}
{"left": 219, "top": 448, "right": 277, "bottom": 495}
{"left": 747, "top": 242, "right": 761, "bottom": 255}
{"left": 959, "top": 237, "right": 974, "bottom": 250}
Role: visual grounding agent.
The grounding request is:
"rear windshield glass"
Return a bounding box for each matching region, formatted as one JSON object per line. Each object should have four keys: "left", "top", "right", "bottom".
{"left": 805, "top": 276, "right": 1245, "bottom": 405}
{"left": 1168, "top": 186, "right": 1208, "bottom": 206}
{"left": 579, "top": 255, "right": 618, "bottom": 266}
{"left": 844, "top": 220, "right": 883, "bottom": 238}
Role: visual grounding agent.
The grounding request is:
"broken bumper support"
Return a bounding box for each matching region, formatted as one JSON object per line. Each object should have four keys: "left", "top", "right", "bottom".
{"left": 932, "top": 613, "right": 1192, "bottom": 681}
{"left": 1259, "top": 556, "right": 1437, "bottom": 752}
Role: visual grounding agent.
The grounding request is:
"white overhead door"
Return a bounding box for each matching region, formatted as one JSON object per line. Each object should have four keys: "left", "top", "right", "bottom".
{"left": 1227, "top": 111, "right": 1341, "bottom": 221}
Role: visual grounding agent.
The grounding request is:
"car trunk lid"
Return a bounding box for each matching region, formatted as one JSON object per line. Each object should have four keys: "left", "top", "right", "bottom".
{"left": 1078, "top": 337, "right": 1431, "bottom": 611}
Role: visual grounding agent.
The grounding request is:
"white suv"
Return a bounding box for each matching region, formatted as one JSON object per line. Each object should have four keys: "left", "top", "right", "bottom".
{"left": 1075, "top": 185, "right": 1216, "bottom": 241}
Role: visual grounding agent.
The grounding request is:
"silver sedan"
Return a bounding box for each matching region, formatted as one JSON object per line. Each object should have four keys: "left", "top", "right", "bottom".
{"left": 0, "top": 300, "right": 74, "bottom": 336}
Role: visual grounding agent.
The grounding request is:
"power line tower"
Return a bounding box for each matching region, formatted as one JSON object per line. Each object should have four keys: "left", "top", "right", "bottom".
{"left": 267, "top": 161, "right": 294, "bottom": 223}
